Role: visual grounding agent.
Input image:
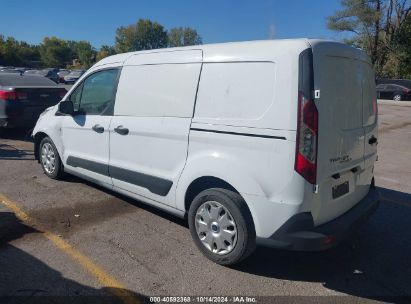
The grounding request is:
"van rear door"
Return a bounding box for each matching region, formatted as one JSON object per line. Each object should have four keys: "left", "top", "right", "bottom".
{"left": 309, "top": 41, "right": 377, "bottom": 225}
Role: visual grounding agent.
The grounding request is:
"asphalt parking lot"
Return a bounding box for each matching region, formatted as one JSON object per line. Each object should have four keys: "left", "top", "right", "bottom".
{"left": 0, "top": 102, "right": 410, "bottom": 303}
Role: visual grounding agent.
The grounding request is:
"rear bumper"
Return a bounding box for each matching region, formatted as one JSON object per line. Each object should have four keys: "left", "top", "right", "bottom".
{"left": 256, "top": 187, "right": 380, "bottom": 251}
{"left": 1, "top": 103, "right": 45, "bottom": 128}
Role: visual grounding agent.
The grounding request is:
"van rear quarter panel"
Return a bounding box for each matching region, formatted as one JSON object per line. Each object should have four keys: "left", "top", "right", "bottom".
{"left": 176, "top": 40, "right": 311, "bottom": 237}
{"left": 176, "top": 129, "right": 306, "bottom": 237}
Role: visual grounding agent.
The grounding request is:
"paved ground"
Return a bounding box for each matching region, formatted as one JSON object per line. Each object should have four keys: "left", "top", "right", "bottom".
{"left": 0, "top": 102, "right": 410, "bottom": 303}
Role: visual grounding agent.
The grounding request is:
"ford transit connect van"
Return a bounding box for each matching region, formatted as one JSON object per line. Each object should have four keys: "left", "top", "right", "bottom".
{"left": 32, "top": 39, "right": 379, "bottom": 265}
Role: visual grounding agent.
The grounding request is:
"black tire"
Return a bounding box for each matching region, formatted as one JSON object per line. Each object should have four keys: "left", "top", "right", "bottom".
{"left": 188, "top": 188, "right": 256, "bottom": 265}
{"left": 39, "top": 137, "right": 65, "bottom": 179}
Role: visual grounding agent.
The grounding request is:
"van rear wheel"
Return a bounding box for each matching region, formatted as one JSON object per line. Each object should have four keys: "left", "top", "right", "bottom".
{"left": 188, "top": 188, "right": 256, "bottom": 265}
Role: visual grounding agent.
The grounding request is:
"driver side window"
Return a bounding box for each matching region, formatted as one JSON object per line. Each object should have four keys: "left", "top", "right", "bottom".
{"left": 69, "top": 69, "right": 119, "bottom": 115}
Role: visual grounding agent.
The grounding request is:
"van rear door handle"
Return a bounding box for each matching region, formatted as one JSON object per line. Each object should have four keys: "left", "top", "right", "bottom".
{"left": 114, "top": 125, "right": 129, "bottom": 135}
{"left": 368, "top": 136, "right": 378, "bottom": 145}
{"left": 92, "top": 124, "right": 104, "bottom": 133}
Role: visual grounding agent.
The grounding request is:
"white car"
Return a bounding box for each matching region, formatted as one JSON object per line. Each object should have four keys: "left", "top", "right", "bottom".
{"left": 32, "top": 39, "right": 380, "bottom": 265}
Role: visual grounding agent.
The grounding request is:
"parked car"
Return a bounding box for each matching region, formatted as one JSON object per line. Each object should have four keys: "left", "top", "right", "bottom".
{"left": 24, "top": 69, "right": 40, "bottom": 75}
{"left": 32, "top": 40, "right": 379, "bottom": 265}
{"left": 376, "top": 78, "right": 411, "bottom": 87}
{"left": 57, "top": 70, "right": 71, "bottom": 83}
{"left": 0, "top": 68, "right": 23, "bottom": 75}
{"left": 376, "top": 83, "right": 411, "bottom": 101}
{"left": 63, "top": 70, "right": 85, "bottom": 84}
{"left": 0, "top": 74, "right": 67, "bottom": 129}
{"left": 24, "top": 69, "right": 60, "bottom": 83}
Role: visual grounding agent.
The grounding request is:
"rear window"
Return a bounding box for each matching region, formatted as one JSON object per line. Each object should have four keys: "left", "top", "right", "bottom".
{"left": 0, "top": 74, "right": 57, "bottom": 86}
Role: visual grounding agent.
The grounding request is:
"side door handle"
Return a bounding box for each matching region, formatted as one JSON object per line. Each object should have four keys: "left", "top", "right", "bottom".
{"left": 114, "top": 125, "right": 129, "bottom": 135}
{"left": 92, "top": 124, "right": 104, "bottom": 133}
{"left": 368, "top": 136, "right": 378, "bottom": 145}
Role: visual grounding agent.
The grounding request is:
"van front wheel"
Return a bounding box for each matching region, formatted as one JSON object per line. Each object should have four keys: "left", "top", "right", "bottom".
{"left": 188, "top": 188, "right": 256, "bottom": 265}
{"left": 39, "top": 137, "right": 64, "bottom": 179}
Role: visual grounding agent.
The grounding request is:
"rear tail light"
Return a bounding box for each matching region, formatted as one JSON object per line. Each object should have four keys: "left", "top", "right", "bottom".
{"left": 295, "top": 91, "right": 318, "bottom": 184}
{"left": 0, "top": 90, "right": 17, "bottom": 101}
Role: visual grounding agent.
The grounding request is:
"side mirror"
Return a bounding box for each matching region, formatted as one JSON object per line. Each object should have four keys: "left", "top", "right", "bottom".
{"left": 58, "top": 100, "right": 74, "bottom": 115}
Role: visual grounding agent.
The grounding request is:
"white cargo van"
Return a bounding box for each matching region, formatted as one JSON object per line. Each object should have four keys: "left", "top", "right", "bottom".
{"left": 32, "top": 39, "right": 379, "bottom": 265}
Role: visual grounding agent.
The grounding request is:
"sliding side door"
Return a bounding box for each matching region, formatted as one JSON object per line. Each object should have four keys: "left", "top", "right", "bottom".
{"left": 109, "top": 50, "right": 202, "bottom": 207}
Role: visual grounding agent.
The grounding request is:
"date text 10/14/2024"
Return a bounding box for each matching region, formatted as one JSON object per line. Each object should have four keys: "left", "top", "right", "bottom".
{"left": 149, "top": 296, "right": 257, "bottom": 303}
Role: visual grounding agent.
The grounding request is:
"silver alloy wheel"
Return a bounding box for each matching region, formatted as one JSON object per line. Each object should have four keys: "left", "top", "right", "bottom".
{"left": 41, "top": 142, "right": 56, "bottom": 174}
{"left": 394, "top": 94, "right": 402, "bottom": 101}
{"left": 195, "top": 201, "right": 238, "bottom": 255}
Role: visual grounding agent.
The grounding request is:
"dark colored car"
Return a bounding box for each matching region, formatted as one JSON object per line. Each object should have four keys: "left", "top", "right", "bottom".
{"left": 376, "top": 83, "right": 411, "bottom": 101}
{"left": 0, "top": 74, "right": 67, "bottom": 129}
{"left": 24, "top": 69, "right": 60, "bottom": 83}
{"left": 376, "top": 78, "right": 411, "bottom": 88}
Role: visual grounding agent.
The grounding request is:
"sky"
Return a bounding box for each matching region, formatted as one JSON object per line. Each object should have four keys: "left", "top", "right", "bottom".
{"left": 1, "top": 0, "right": 347, "bottom": 48}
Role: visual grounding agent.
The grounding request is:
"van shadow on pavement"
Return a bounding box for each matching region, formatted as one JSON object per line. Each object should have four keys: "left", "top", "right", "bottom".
{"left": 0, "top": 212, "right": 148, "bottom": 304}
{"left": 0, "top": 129, "right": 34, "bottom": 160}
{"left": 233, "top": 187, "right": 411, "bottom": 303}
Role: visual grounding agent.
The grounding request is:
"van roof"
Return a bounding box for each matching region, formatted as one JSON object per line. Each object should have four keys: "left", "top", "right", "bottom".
{"left": 95, "top": 39, "right": 336, "bottom": 67}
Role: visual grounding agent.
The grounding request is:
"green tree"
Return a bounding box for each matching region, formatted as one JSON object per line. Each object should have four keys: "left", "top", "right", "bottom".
{"left": 0, "top": 36, "right": 41, "bottom": 67}
{"left": 74, "top": 41, "right": 96, "bottom": 68}
{"left": 39, "top": 37, "right": 71, "bottom": 68}
{"left": 327, "top": 0, "right": 411, "bottom": 77}
{"left": 0, "top": 36, "right": 22, "bottom": 66}
{"left": 96, "top": 45, "right": 116, "bottom": 62}
{"left": 17, "top": 42, "right": 41, "bottom": 67}
{"left": 115, "top": 18, "right": 168, "bottom": 53}
{"left": 167, "top": 27, "right": 202, "bottom": 47}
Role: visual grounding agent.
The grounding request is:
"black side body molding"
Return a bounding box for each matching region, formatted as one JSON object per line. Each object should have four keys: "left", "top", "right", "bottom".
{"left": 109, "top": 166, "right": 173, "bottom": 196}
{"left": 66, "top": 156, "right": 173, "bottom": 196}
{"left": 66, "top": 156, "right": 109, "bottom": 176}
{"left": 190, "top": 128, "right": 286, "bottom": 140}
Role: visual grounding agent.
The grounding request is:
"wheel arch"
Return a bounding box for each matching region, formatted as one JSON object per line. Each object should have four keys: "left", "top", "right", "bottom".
{"left": 184, "top": 176, "right": 239, "bottom": 212}
{"left": 33, "top": 132, "right": 49, "bottom": 162}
